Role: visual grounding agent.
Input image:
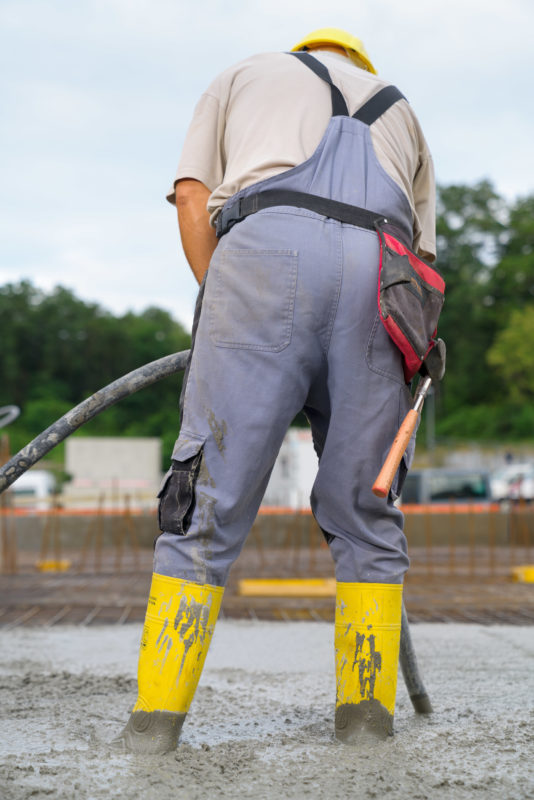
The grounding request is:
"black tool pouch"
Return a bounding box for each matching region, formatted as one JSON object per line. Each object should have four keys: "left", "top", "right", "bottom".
{"left": 376, "top": 221, "right": 446, "bottom": 382}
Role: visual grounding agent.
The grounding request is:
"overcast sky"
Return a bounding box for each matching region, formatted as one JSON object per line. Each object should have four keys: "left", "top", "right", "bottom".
{"left": 1, "top": 0, "right": 533, "bottom": 328}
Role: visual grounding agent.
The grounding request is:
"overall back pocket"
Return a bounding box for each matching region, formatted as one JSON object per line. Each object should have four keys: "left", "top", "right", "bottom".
{"left": 208, "top": 249, "right": 298, "bottom": 352}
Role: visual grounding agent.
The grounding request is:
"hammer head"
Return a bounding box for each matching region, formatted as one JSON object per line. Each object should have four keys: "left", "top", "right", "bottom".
{"left": 422, "top": 338, "right": 446, "bottom": 382}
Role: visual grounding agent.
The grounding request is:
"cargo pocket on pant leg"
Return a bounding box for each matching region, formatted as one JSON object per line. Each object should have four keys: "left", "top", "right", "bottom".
{"left": 157, "top": 434, "right": 206, "bottom": 535}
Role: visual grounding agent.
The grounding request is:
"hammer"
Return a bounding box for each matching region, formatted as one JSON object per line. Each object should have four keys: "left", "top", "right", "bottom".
{"left": 372, "top": 339, "right": 446, "bottom": 499}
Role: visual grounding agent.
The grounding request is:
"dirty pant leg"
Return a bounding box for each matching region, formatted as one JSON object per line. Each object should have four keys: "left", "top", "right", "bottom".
{"left": 309, "top": 226, "right": 415, "bottom": 584}
{"left": 154, "top": 216, "right": 327, "bottom": 587}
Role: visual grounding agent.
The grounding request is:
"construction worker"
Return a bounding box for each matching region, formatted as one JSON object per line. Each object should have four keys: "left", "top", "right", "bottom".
{"left": 113, "top": 28, "right": 436, "bottom": 754}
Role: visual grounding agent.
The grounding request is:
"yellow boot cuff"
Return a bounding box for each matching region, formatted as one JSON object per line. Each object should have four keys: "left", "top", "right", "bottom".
{"left": 335, "top": 582, "right": 402, "bottom": 717}
{"left": 133, "top": 573, "right": 224, "bottom": 715}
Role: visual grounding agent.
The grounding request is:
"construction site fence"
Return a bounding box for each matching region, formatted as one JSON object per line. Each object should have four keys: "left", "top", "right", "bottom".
{"left": 0, "top": 499, "right": 532, "bottom": 578}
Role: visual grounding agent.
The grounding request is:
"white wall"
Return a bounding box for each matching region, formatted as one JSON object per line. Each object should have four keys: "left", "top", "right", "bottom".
{"left": 64, "top": 436, "right": 162, "bottom": 508}
{"left": 262, "top": 429, "right": 318, "bottom": 510}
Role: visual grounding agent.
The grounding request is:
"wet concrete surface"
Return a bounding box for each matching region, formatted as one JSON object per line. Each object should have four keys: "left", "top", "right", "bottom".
{"left": 0, "top": 621, "right": 533, "bottom": 799}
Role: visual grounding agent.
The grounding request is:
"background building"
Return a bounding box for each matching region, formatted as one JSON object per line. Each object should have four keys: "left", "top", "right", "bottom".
{"left": 63, "top": 436, "right": 162, "bottom": 509}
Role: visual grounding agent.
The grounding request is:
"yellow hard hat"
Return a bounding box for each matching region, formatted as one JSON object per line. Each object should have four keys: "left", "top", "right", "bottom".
{"left": 291, "top": 27, "right": 377, "bottom": 75}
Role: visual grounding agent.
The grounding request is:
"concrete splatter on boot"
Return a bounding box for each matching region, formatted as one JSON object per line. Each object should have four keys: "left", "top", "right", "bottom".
{"left": 111, "top": 573, "right": 223, "bottom": 754}
{"left": 335, "top": 582, "right": 402, "bottom": 743}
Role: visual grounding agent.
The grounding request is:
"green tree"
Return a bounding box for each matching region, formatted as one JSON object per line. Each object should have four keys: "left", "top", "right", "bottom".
{"left": 434, "top": 187, "right": 534, "bottom": 440}
{"left": 435, "top": 180, "right": 507, "bottom": 418}
{"left": 487, "top": 305, "right": 534, "bottom": 402}
{"left": 486, "top": 195, "right": 534, "bottom": 326}
{"left": 0, "top": 281, "right": 191, "bottom": 464}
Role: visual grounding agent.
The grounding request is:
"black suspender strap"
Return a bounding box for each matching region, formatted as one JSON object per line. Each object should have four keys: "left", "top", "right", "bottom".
{"left": 216, "top": 189, "right": 392, "bottom": 238}
{"left": 352, "top": 85, "right": 406, "bottom": 125}
{"left": 215, "top": 58, "right": 410, "bottom": 238}
{"left": 291, "top": 52, "right": 349, "bottom": 117}
{"left": 291, "top": 52, "right": 406, "bottom": 124}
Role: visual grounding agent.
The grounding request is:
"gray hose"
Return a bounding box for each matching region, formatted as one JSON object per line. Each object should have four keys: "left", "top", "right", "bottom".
{"left": 0, "top": 405, "right": 21, "bottom": 429}
{"left": 400, "top": 602, "right": 433, "bottom": 713}
{"left": 0, "top": 346, "right": 432, "bottom": 711}
{"left": 0, "top": 350, "right": 190, "bottom": 493}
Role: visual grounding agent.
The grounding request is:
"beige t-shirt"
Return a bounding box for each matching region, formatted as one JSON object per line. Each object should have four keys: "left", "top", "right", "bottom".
{"left": 168, "top": 50, "right": 436, "bottom": 259}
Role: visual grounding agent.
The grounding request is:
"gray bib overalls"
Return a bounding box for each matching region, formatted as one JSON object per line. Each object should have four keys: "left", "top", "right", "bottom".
{"left": 155, "top": 54, "right": 417, "bottom": 587}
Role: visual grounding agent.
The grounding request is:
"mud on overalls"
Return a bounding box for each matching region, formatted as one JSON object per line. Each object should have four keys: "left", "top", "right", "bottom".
{"left": 115, "top": 53, "right": 419, "bottom": 753}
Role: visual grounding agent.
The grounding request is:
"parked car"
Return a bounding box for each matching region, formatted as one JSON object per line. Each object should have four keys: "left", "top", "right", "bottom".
{"left": 490, "top": 463, "right": 534, "bottom": 502}
{"left": 400, "top": 468, "right": 492, "bottom": 505}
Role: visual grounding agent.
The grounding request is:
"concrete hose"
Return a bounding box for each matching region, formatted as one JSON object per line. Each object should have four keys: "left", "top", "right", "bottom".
{"left": 0, "top": 350, "right": 190, "bottom": 493}
{"left": 400, "top": 602, "right": 433, "bottom": 713}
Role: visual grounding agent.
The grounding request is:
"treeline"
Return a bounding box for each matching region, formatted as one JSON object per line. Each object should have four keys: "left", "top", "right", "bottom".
{"left": 0, "top": 285, "right": 191, "bottom": 465}
{"left": 1, "top": 180, "right": 534, "bottom": 467}
{"left": 435, "top": 181, "right": 534, "bottom": 439}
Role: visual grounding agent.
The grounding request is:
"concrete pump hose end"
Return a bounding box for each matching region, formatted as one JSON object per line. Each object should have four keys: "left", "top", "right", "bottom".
{"left": 409, "top": 692, "right": 433, "bottom": 715}
{"left": 400, "top": 602, "right": 433, "bottom": 714}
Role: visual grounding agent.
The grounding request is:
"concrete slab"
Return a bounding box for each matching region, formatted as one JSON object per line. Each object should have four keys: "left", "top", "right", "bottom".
{"left": 0, "top": 621, "right": 533, "bottom": 799}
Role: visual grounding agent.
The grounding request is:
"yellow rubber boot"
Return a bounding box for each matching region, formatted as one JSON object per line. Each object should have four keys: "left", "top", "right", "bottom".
{"left": 335, "top": 582, "right": 402, "bottom": 743}
{"left": 112, "top": 573, "right": 224, "bottom": 754}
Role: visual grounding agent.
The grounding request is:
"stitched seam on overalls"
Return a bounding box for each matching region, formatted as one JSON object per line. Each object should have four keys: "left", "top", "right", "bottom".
{"left": 176, "top": 429, "right": 206, "bottom": 442}
{"left": 252, "top": 207, "right": 341, "bottom": 224}
{"left": 365, "top": 314, "right": 405, "bottom": 385}
{"left": 323, "top": 223, "right": 344, "bottom": 357}
{"left": 304, "top": 125, "right": 334, "bottom": 191}
{"left": 180, "top": 275, "right": 208, "bottom": 424}
{"left": 363, "top": 126, "right": 413, "bottom": 225}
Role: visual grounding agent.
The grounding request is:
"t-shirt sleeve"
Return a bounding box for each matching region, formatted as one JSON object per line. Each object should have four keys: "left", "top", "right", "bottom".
{"left": 166, "top": 91, "right": 226, "bottom": 205}
{"left": 412, "top": 152, "right": 436, "bottom": 261}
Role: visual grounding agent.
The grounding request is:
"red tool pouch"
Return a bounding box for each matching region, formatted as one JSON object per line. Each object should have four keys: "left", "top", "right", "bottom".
{"left": 376, "top": 221, "right": 445, "bottom": 382}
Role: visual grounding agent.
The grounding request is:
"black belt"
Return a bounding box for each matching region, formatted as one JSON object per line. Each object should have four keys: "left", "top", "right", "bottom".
{"left": 216, "top": 189, "right": 405, "bottom": 241}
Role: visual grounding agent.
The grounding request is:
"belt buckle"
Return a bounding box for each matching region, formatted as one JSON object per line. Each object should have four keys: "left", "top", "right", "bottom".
{"left": 217, "top": 197, "right": 242, "bottom": 238}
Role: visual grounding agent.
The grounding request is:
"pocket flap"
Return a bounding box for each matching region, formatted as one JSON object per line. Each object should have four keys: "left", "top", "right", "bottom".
{"left": 171, "top": 432, "right": 206, "bottom": 462}
{"left": 157, "top": 432, "right": 207, "bottom": 536}
{"left": 157, "top": 467, "right": 173, "bottom": 497}
{"left": 381, "top": 251, "right": 413, "bottom": 290}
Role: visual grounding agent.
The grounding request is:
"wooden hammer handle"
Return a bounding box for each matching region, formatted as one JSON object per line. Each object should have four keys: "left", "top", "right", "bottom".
{"left": 372, "top": 409, "right": 420, "bottom": 498}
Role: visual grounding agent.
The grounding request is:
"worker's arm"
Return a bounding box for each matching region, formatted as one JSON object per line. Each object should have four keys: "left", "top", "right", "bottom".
{"left": 175, "top": 179, "right": 218, "bottom": 284}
